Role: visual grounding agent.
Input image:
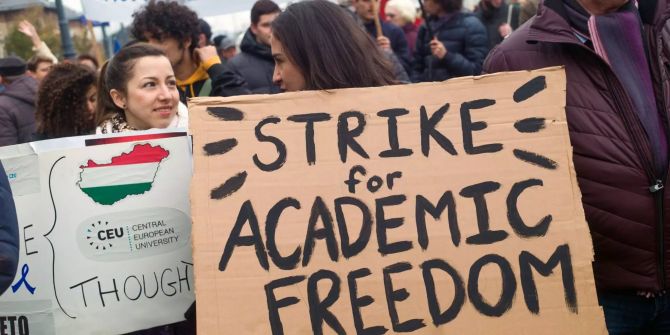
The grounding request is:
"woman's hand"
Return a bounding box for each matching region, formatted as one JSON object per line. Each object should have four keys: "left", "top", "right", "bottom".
{"left": 377, "top": 36, "right": 392, "bottom": 51}
{"left": 429, "top": 37, "right": 447, "bottom": 60}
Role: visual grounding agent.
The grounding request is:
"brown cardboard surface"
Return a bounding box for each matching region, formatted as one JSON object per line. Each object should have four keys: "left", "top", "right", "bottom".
{"left": 189, "top": 67, "right": 606, "bottom": 334}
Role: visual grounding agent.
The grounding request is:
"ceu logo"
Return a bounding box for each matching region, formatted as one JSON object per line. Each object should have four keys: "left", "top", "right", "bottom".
{"left": 7, "top": 172, "right": 16, "bottom": 180}
{"left": 86, "top": 220, "right": 125, "bottom": 251}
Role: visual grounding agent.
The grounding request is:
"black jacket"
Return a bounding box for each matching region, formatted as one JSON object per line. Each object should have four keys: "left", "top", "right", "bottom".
{"left": 0, "top": 75, "right": 37, "bottom": 146}
{"left": 363, "top": 20, "right": 411, "bottom": 73}
{"left": 0, "top": 161, "right": 18, "bottom": 295}
{"left": 475, "top": 0, "right": 521, "bottom": 49}
{"left": 177, "top": 62, "right": 250, "bottom": 103}
{"left": 411, "top": 12, "right": 489, "bottom": 82}
{"left": 228, "top": 29, "right": 280, "bottom": 94}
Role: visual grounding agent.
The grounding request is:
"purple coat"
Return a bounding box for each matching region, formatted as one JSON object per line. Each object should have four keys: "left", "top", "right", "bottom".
{"left": 484, "top": 0, "right": 670, "bottom": 292}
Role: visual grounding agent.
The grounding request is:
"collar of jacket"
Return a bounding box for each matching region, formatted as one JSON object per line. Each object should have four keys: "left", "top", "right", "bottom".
{"left": 177, "top": 64, "right": 208, "bottom": 87}
{"left": 240, "top": 28, "right": 273, "bottom": 61}
{"left": 527, "top": 0, "right": 662, "bottom": 45}
{"left": 525, "top": 0, "right": 581, "bottom": 44}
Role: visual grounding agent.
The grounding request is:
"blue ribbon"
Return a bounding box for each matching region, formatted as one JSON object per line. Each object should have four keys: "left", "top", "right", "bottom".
{"left": 11, "top": 264, "right": 36, "bottom": 294}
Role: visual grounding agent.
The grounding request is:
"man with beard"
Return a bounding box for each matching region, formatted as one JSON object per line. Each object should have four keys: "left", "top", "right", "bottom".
{"left": 228, "top": 0, "right": 281, "bottom": 94}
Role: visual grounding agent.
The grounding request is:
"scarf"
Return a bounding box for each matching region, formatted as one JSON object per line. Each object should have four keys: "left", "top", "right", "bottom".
{"left": 563, "top": 0, "right": 668, "bottom": 175}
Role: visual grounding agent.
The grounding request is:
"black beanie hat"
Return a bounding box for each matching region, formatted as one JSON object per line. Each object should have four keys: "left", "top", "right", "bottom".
{"left": 0, "top": 56, "right": 27, "bottom": 77}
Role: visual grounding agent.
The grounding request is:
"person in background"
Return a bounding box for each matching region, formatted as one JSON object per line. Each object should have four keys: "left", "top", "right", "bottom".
{"left": 95, "top": 43, "right": 186, "bottom": 134}
{"left": 18, "top": 20, "right": 58, "bottom": 64}
{"left": 0, "top": 56, "right": 37, "bottom": 146}
{"left": 474, "top": 0, "right": 520, "bottom": 49}
{"left": 0, "top": 161, "right": 19, "bottom": 296}
{"left": 484, "top": 0, "right": 670, "bottom": 332}
{"left": 411, "top": 0, "right": 488, "bottom": 82}
{"left": 271, "top": 0, "right": 396, "bottom": 91}
{"left": 34, "top": 63, "right": 97, "bottom": 140}
{"left": 518, "top": 0, "right": 539, "bottom": 25}
{"left": 385, "top": 0, "right": 419, "bottom": 56}
{"left": 77, "top": 54, "right": 99, "bottom": 71}
{"left": 198, "top": 19, "right": 213, "bottom": 47}
{"left": 352, "top": 0, "right": 411, "bottom": 72}
{"left": 228, "top": 0, "right": 281, "bottom": 94}
{"left": 131, "top": 0, "right": 249, "bottom": 103}
{"left": 26, "top": 55, "right": 54, "bottom": 83}
{"left": 213, "top": 35, "right": 238, "bottom": 63}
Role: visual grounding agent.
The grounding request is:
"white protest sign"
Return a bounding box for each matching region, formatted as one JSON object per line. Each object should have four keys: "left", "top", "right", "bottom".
{"left": 0, "top": 131, "right": 194, "bottom": 335}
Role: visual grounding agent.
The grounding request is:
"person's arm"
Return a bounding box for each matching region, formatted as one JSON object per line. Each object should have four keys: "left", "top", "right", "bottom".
{"left": 196, "top": 46, "right": 250, "bottom": 97}
{"left": 0, "top": 161, "right": 19, "bottom": 296}
{"left": 390, "top": 26, "right": 411, "bottom": 73}
{"left": 18, "top": 21, "right": 58, "bottom": 64}
{"left": 410, "top": 25, "right": 428, "bottom": 82}
{"left": 0, "top": 106, "right": 19, "bottom": 147}
{"left": 482, "top": 45, "right": 511, "bottom": 74}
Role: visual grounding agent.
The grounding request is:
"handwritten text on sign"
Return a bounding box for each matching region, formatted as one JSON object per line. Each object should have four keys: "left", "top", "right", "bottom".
{"left": 190, "top": 68, "right": 605, "bottom": 334}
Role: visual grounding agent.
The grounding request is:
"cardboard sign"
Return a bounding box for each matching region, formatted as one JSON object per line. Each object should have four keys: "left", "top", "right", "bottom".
{"left": 0, "top": 131, "right": 194, "bottom": 335}
{"left": 189, "top": 68, "right": 606, "bottom": 334}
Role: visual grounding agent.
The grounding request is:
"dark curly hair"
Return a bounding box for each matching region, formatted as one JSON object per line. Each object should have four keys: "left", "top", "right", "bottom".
{"left": 131, "top": 0, "right": 200, "bottom": 54}
{"left": 36, "top": 63, "right": 97, "bottom": 138}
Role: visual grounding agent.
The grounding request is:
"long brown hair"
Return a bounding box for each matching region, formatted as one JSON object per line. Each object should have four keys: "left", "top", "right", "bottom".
{"left": 272, "top": 0, "right": 396, "bottom": 90}
{"left": 95, "top": 43, "right": 166, "bottom": 126}
{"left": 36, "top": 63, "right": 96, "bottom": 137}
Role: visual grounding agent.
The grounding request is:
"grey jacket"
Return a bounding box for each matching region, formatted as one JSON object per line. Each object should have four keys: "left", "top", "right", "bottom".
{"left": 0, "top": 75, "right": 37, "bottom": 146}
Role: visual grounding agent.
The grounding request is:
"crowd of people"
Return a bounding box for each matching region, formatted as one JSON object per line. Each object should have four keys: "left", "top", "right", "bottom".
{"left": 1, "top": 0, "right": 670, "bottom": 333}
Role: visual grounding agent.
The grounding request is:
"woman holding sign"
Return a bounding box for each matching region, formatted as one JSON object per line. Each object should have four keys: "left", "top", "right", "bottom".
{"left": 271, "top": 0, "right": 396, "bottom": 91}
{"left": 95, "top": 43, "right": 188, "bottom": 133}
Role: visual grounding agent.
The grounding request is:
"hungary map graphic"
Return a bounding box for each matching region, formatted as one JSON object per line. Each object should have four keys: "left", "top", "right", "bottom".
{"left": 77, "top": 144, "right": 170, "bottom": 205}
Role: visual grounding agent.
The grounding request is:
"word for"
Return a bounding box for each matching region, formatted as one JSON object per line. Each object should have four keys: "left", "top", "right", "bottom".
{"left": 219, "top": 178, "right": 551, "bottom": 272}
{"left": 265, "top": 245, "right": 576, "bottom": 335}
{"left": 0, "top": 316, "right": 29, "bottom": 335}
{"left": 69, "top": 262, "right": 192, "bottom": 308}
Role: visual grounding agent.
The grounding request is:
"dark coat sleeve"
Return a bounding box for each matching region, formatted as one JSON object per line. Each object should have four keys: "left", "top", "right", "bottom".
{"left": 410, "top": 25, "right": 429, "bottom": 82}
{"left": 439, "top": 16, "right": 489, "bottom": 76}
{"left": 0, "top": 162, "right": 19, "bottom": 295}
{"left": 387, "top": 24, "right": 411, "bottom": 73}
{"left": 207, "top": 63, "right": 251, "bottom": 97}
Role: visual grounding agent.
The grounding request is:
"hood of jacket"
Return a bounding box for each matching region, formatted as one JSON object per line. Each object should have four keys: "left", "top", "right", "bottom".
{"left": 1, "top": 75, "right": 37, "bottom": 106}
{"left": 240, "top": 28, "right": 273, "bottom": 62}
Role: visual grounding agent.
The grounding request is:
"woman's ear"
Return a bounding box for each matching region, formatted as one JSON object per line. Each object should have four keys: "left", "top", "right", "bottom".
{"left": 110, "top": 89, "right": 127, "bottom": 110}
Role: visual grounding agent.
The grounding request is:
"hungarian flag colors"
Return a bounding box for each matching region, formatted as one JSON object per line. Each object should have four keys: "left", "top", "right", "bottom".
{"left": 77, "top": 144, "right": 170, "bottom": 205}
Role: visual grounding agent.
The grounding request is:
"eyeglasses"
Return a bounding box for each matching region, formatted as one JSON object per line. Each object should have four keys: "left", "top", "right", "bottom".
{"left": 386, "top": 13, "right": 396, "bottom": 18}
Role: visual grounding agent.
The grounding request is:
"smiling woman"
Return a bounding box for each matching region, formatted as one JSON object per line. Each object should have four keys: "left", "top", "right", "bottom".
{"left": 95, "top": 43, "right": 186, "bottom": 133}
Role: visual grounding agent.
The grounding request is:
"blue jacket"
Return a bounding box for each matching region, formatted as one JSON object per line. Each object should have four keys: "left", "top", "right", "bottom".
{"left": 363, "top": 20, "right": 411, "bottom": 73}
{"left": 411, "top": 12, "right": 489, "bottom": 82}
{"left": 0, "top": 161, "right": 18, "bottom": 295}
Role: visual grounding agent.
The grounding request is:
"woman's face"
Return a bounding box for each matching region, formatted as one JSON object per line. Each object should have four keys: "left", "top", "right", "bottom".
{"left": 111, "top": 56, "right": 179, "bottom": 130}
{"left": 271, "top": 35, "right": 306, "bottom": 92}
{"left": 86, "top": 85, "right": 97, "bottom": 120}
